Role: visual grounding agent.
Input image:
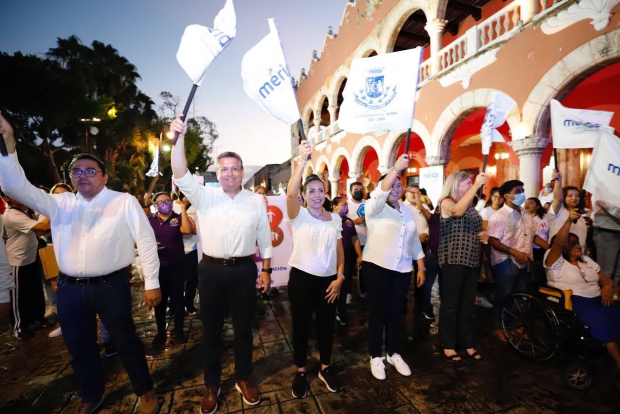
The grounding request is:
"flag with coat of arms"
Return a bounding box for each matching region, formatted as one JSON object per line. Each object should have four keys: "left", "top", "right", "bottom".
{"left": 583, "top": 126, "right": 620, "bottom": 206}
{"left": 550, "top": 99, "right": 614, "bottom": 149}
{"left": 480, "top": 92, "right": 515, "bottom": 155}
{"left": 241, "top": 19, "right": 300, "bottom": 125}
{"left": 339, "top": 48, "right": 423, "bottom": 134}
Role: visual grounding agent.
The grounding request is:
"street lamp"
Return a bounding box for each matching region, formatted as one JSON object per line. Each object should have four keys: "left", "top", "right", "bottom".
{"left": 80, "top": 118, "right": 100, "bottom": 152}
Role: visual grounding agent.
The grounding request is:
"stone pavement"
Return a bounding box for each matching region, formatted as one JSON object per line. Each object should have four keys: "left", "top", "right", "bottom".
{"left": 1, "top": 281, "right": 620, "bottom": 414}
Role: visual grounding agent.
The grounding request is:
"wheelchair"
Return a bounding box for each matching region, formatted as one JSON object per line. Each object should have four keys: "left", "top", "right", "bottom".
{"left": 499, "top": 270, "right": 604, "bottom": 390}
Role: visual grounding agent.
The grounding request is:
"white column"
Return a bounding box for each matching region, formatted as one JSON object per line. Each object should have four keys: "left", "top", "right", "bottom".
{"left": 378, "top": 166, "right": 390, "bottom": 176}
{"left": 521, "top": 0, "right": 538, "bottom": 24}
{"left": 424, "top": 18, "right": 447, "bottom": 75}
{"left": 328, "top": 105, "right": 338, "bottom": 125}
{"left": 329, "top": 175, "right": 340, "bottom": 199}
{"left": 425, "top": 155, "right": 451, "bottom": 166}
{"left": 509, "top": 137, "right": 551, "bottom": 197}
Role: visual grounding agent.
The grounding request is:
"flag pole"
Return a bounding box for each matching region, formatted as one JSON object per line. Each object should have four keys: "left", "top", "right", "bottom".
{"left": 0, "top": 133, "right": 7, "bottom": 157}
{"left": 553, "top": 148, "right": 558, "bottom": 170}
{"left": 171, "top": 84, "right": 198, "bottom": 145}
{"left": 297, "top": 119, "right": 311, "bottom": 161}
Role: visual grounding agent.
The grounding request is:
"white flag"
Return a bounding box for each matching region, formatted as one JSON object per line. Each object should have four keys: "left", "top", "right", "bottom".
{"left": 146, "top": 147, "right": 160, "bottom": 178}
{"left": 480, "top": 92, "right": 514, "bottom": 155}
{"left": 241, "top": 19, "right": 299, "bottom": 125}
{"left": 583, "top": 127, "right": 620, "bottom": 206}
{"left": 339, "top": 48, "right": 422, "bottom": 134}
{"left": 176, "top": 0, "right": 236, "bottom": 86}
{"left": 550, "top": 99, "right": 614, "bottom": 149}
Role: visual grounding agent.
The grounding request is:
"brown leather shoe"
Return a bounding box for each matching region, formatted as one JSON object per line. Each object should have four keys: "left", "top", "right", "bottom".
{"left": 495, "top": 329, "right": 508, "bottom": 342}
{"left": 201, "top": 387, "right": 220, "bottom": 414}
{"left": 235, "top": 379, "right": 260, "bottom": 405}
{"left": 139, "top": 389, "right": 159, "bottom": 414}
{"left": 76, "top": 398, "right": 103, "bottom": 414}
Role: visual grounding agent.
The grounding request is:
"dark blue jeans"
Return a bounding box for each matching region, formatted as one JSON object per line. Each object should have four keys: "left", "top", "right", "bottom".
{"left": 492, "top": 259, "right": 529, "bottom": 329}
{"left": 57, "top": 270, "right": 153, "bottom": 403}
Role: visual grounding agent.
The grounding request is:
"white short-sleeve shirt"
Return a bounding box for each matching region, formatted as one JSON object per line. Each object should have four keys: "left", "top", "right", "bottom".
{"left": 4, "top": 209, "right": 39, "bottom": 266}
{"left": 544, "top": 250, "right": 600, "bottom": 298}
{"left": 289, "top": 208, "right": 342, "bottom": 276}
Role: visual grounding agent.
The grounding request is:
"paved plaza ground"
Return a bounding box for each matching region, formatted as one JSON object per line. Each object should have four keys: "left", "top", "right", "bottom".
{"left": 1, "top": 279, "right": 620, "bottom": 414}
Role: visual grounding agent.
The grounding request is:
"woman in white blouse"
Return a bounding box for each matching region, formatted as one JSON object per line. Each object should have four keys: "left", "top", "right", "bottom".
{"left": 363, "top": 154, "right": 425, "bottom": 381}
{"left": 286, "top": 141, "right": 344, "bottom": 399}
{"left": 544, "top": 209, "right": 620, "bottom": 387}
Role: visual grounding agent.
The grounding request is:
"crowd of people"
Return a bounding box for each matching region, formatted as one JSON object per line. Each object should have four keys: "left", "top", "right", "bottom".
{"left": 0, "top": 110, "right": 619, "bottom": 414}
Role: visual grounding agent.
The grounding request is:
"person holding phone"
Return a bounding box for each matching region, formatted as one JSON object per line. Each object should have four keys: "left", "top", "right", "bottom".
{"left": 0, "top": 112, "right": 161, "bottom": 414}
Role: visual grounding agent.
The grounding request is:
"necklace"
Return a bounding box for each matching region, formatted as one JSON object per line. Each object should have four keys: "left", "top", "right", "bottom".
{"left": 308, "top": 208, "right": 323, "bottom": 220}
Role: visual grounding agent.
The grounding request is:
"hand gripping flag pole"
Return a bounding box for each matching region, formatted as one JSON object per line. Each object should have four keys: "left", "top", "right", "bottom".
{"left": 172, "top": 0, "right": 236, "bottom": 145}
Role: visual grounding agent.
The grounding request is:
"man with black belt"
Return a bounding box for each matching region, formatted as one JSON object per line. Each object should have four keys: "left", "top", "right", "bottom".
{"left": 0, "top": 112, "right": 161, "bottom": 414}
{"left": 170, "top": 115, "right": 272, "bottom": 414}
{"left": 592, "top": 196, "right": 620, "bottom": 297}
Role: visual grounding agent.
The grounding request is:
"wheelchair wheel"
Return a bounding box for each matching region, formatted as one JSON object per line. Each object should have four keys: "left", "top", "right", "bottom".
{"left": 564, "top": 364, "right": 592, "bottom": 390}
{"left": 500, "top": 293, "right": 561, "bottom": 361}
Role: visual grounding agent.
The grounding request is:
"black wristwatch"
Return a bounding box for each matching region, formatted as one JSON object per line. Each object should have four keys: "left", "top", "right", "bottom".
{"left": 261, "top": 268, "right": 273, "bottom": 274}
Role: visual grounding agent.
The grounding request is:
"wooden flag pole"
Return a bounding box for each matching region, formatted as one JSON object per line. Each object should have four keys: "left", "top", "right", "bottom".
{"left": 482, "top": 154, "right": 488, "bottom": 173}
{"left": 553, "top": 148, "right": 559, "bottom": 170}
{"left": 171, "top": 84, "right": 198, "bottom": 145}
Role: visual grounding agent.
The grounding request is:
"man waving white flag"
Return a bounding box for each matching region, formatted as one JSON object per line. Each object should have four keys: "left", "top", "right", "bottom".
{"left": 339, "top": 48, "right": 422, "bottom": 134}
{"left": 241, "top": 19, "right": 300, "bottom": 125}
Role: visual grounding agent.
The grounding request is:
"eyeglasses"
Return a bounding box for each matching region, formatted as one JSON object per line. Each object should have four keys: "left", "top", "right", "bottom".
{"left": 70, "top": 169, "right": 101, "bottom": 178}
{"left": 155, "top": 200, "right": 172, "bottom": 206}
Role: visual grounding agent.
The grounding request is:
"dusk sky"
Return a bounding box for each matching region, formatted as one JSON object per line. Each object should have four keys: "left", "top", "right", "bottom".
{"left": 0, "top": 0, "right": 347, "bottom": 172}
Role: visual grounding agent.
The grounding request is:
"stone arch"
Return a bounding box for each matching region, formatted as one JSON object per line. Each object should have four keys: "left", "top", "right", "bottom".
{"left": 329, "top": 146, "right": 352, "bottom": 178}
{"left": 381, "top": 120, "right": 432, "bottom": 167}
{"left": 431, "top": 88, "right": 520, "bottom": 160}
{"left": 350, "top": 135, "right": 383, "bottom": 174}
{"left": 355, "top": 36, "right": 382, "bottom": 59}
{"left": 314, "top": 155, "right": 330, "bottom": 176}
{"left": 379, "top": 0, "right": 429, "bottom": 54}
{"left": 302, "top": 162, "right": 315, "bottom": 182}
{"left": 523, "top": 28, "right": 620, "bottom": 139}
{"left": 327, "top": 66, "right": 350, "bottom": 113}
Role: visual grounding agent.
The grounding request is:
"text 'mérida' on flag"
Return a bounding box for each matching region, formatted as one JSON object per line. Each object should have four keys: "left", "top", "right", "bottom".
{"left": 338, "top": 48, "right": 423, "bottom": 134}
{"left": 550, "top": 99, "right": 614, "bottom": 149}
{"left": 583, "top": 126, "right": 620, "bottom": 206}
{"left": 176, "top": 0, "right": 236, "bottom": 86}
{"left": 241, "top": 19, "right": 300, "bottom": 125}
{"left": 480, "top": 92, "right": 515, "bottom": 155}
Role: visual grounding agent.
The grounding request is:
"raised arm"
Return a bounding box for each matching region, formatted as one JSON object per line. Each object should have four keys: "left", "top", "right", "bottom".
{"left": 545, "top": 209, "right": 580, "bottom": 268}
{"left": 550, "top": 169, "right": 563, "bottom": 215}
{"left": 443, "top": 173, "right": 486, "bottom": 218}
{"left": 380, "top": 154, "right": 408, "bottom": 192}
{"left": 170, "top": 114, "right": 189, "bottom": 180}
{"left": 286, "top": 141, "right": 311, "bottom": 220}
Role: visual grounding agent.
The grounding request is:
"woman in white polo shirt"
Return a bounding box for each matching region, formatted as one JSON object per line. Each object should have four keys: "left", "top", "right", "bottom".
{"left": 363, "top": 153, "right": 425, "bottom": 381}
{"left": 286, "top": 140, "right": 344, "bottom": 399}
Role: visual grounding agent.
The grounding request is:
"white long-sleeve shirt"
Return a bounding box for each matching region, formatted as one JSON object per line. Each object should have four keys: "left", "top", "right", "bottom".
{"left": 0, "top": 152, "right": 160, "bottom": 289}
{"left": 363, "top": 187, "right": 425, "bottom": 272}
{"left": 0, "top": 215, "right": 14, "bottom": 303}
{"left": 174, "top": 171, "right": 273, "bottom": 259}
{"left": 403, "top": 199, "right": 429, "bottom": 237}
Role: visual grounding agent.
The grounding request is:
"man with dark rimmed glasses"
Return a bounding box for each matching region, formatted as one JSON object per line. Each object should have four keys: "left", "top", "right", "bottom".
{"left": 0, "top": 112, "right": 161, "bottom": 414}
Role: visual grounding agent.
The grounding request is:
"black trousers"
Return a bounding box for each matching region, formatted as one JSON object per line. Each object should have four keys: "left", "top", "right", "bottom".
{"left": 288, "top": 267, "right": 337, "bottom": 368}
{"left": 439, "top": 263, "right": 479, "bottom": 349}
{"left": 154, "top": 261, "right": 186, "bottom": 334}
{"left": 183, "top": 250, "right": 199, "bottom": 308}
{"left": 336, "top": 258, "right": 356, "bottom": 316}
{"left": 10, "top": 256, "right": 45, "bottom": 333}
{"left": 364, "top": 261, "right": 411, "bottom": 358}
{"left": 199, "top": 259, "right": 257, "bottom": 387}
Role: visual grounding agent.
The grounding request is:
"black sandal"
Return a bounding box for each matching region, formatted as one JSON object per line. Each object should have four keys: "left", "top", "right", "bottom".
{"left": 443, "top": 352, "right": 461, "bottom": 362}
{"left": 466, "top": 351, "right": 482, "bottom": 361}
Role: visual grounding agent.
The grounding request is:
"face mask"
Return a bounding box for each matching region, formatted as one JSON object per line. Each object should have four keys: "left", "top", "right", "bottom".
{"left": 157, "top": 203, "right": 173, "bottom": 215}
{"left": 545, "top": 186, "right": 553, "bottom": 192}
{"left": 352, "top": 191, "right": 363, "bottom": 201}
{"left": 339, "top": 205, "right": 349, "bottom": 217}
{"left": 513, "top": 193, "right": 526, "bottom": 206}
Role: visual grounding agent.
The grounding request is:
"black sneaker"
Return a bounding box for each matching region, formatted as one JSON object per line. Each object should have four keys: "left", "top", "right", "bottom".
{"left": 152, "top": 332, "right": 167, "bottom": 349}
{"left": 291, "top": 372, "right": 307, "bottom": 399}
{"left": 318, "top": 367, "right": 342, "bottom": 392}
{"left": 423, "top": 309, "right": 436, "bottom": 321}
{"left": 186, "top": 306, "right": 199, "bottom": 316}
{"left": 336, "top": 313, "right": 350, "bottom": 326}
{"left": 13, "top": 330, "right": 34, "bottom": 340}
{"left": 103, "top": 341, "right": 117, "bottom": 357}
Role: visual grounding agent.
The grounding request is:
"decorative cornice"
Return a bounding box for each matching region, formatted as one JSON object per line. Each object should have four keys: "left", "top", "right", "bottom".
{"left": 425, "top": 155, "right": 451, "bottom": 166}
{"left": 438, "top": 48, "right": 499, "bottom": 89}
{"left": 424, "top": 18, "right": 448, "bottom": 36}
{"left": 509, "top": 137, "right": 551, "bottom": 157}
{"left": 541, "top": 0, "right": 620, "bottom": 34}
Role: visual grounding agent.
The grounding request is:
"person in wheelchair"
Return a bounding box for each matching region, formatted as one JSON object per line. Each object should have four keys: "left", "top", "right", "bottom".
{"left": 544, "top": 208, "right": 620, "bottom": 387}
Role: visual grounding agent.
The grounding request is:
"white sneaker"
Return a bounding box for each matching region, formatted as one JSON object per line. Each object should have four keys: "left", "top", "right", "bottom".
{"left": 48, "top": 327, "right": 62, "bottom": 338}
{"left": 370, "top": 357, "right": 386, "bottom": 380}
{"left": 477, "top": 296, "right": 493, "bottom": 309}
{"left": 387, "top": 353, "right": 411, "bottom": 376}
{"left": 346, "top": 294, "right": 352, "bottom": 305}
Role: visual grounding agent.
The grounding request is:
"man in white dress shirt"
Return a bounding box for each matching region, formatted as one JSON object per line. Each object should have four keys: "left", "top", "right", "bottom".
{"left": 0, "top": 203, "right": 14, "bottom": 327}
{"left": 0, "top": 112, "right": 161, "bottom": 414}
{"left": 170, "top": 115, "right": 272, "bottom": 414}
